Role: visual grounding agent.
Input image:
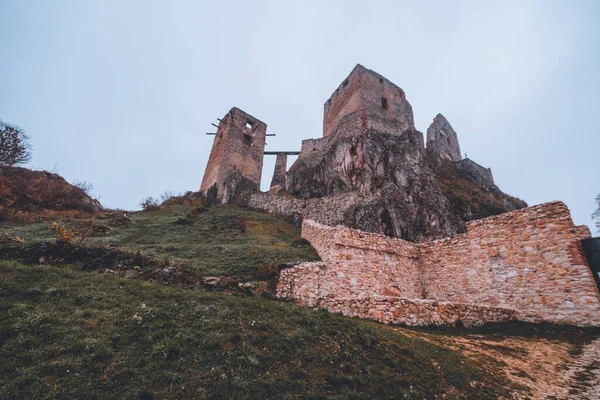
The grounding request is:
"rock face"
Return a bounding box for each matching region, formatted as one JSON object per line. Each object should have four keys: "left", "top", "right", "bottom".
{"left": 281, "top": 114, "right": 524, "bottom": 241}
{"left": 275, "top": 65, "right": 526, "bottom": 241}
{"left": 211, "top": 64, "right": 527, "bottom": 241}
{"left": 426, "top": 113, "right": 462, "bottom": 161}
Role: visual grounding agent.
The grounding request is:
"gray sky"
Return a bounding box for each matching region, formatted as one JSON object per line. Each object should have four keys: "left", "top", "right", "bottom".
{"left": 1, "top": 0, "right": 598, "bottom": 231}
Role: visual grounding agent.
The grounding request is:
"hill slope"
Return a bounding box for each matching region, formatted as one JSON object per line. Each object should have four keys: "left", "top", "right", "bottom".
{"left": 1, "top": 201, "right": 599, "bottom": 399}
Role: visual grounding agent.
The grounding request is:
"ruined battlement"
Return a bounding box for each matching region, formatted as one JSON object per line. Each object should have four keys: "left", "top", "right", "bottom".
{"left": 200, "top": 107, "right": 266, "bottom": 204}
{"left": 323, "top": 64, "right": 415, "bottom": 138}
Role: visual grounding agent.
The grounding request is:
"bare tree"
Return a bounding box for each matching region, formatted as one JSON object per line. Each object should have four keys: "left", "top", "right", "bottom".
{"left": 0, "top": 120, "right": 31, "bottom": 166}
{"left": 593, "top": 194, "right": 600, "bottom": 233}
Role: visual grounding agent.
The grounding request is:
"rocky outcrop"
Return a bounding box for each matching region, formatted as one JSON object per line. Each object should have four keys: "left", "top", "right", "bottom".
{"left": 279, "top": 112, "right": 525, "bottom": 241}
{"left": 426, "top": 113, "right": 461, "bottom": 161}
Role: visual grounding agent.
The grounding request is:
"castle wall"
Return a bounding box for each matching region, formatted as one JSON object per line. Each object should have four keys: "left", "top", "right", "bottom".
{"left": 277, "top": 202, "right": 600, "bottom": 326}
{"left": 248, "top": 191, "right": 382, "bottom": 227}
{"left": 323, "top": 67, "right": 363, "bottom": 138}
{"left": 200, "top": 108, "right": 266, "bottom": 203}
{"left": 322, "top": 64, "right": 414, "bottom": 138}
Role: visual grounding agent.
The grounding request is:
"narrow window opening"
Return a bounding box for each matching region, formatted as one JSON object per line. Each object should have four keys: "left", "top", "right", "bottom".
{"left": 379, "top": 77, "right": 383, "bottom": 83}
{"left": 243, "top": 133, "right": 252, "bottom": 145}
{"left": 343, "top": 79, "right": 349, "bottom": 87}
{"left": 245, "top": 121, "right": 253, "bottom": 130}
{"left": 381, "top": 97, "right": 388, "bottom": 110}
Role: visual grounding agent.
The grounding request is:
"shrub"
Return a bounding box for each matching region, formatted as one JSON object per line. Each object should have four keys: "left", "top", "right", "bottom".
{"left": 51, "top": 222, "right": 91, "bottom": 246}
{"left": 0, "top": 120, "right": 31, "bottom": 166}
{"left": 593, "top": 194, "right": 600, "bottom": 233}
{"left": 73, "top": 181, "right": 94, "bottom": 195}
{"left": 139, "top": 197, "right": 160, "bottom": 211}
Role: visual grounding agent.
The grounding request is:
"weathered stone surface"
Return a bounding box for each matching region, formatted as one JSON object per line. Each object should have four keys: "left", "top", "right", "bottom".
{"left": 250, "top": 66, "right": 525, "bottom": 241}
{"left": 323, "top": 64, "right": 414, "bottom": 138}
{"left": 200, "top": 108, "right": 266, "bottom": 204}
{"left": 269, "top": 153, "right": 287, "bottom": 194}
{"left": 426, "top": 113, "right": 461, "bottom": 161}
{"left": 277, "top": 202, "right": 600, "bottom": 327}
{"left": 252, "top": 121, "right": 525, "bottom": 241}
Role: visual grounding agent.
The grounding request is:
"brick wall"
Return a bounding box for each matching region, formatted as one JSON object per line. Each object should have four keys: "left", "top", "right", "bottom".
{"left": 278, "top": 202, "right": 600, "bottom": 326}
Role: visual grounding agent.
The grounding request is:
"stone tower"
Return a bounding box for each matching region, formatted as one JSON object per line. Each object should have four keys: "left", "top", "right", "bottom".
{"left": 322, "top": 64, "right": 415, "bottom": 137}
{"left": 200, "top": 107, "right": 267, "bottom": 204}
{"left": 426, "top": 114, "right": 461, "bottom": 161}
{"left": 269, "top": 153, "right": 287, "bottom": 194}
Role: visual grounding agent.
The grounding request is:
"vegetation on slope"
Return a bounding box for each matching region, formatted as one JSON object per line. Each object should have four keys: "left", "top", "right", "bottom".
{"left": 1, "top": 197, "right": 599, "bottom": 399}
{"left": 1, "top": 260, "right": 519, "bottom": 399}
{"left": 0, "top": 204, "right": 319, "bottom": 282}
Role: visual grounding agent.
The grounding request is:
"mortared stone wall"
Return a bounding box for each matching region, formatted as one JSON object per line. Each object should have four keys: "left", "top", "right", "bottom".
{"left": 278, "top": 201, "right": 600, "bottom": 327}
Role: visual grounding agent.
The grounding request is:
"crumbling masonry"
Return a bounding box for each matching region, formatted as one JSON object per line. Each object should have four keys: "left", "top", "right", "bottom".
{"left": 200, "top": 64, "right": 600, "bottom": 327}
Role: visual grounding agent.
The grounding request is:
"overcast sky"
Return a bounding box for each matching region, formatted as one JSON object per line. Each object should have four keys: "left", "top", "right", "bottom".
{"left": 1, "top": 0, "right": 598, "bottom": 231}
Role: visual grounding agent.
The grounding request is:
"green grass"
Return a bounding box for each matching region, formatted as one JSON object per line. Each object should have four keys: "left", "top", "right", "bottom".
{"left": 0, "top": 260, "right": 515, "bottom": 399}
{"left": 0, "top": 204, "right": 319, "bottom": 281}
{"left": 2, "top": 203, "right": 600, "bottom": 399}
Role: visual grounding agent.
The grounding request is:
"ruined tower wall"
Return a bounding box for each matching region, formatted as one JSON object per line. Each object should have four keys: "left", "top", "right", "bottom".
{"left": 278, "top": 202, "right": 600, "bottom": 326}
{"left": 322, "top": 64, "right": 414, "bottom": 138}
{"left": 269, "top": 153, "right": 287, "bottom": 193}
{"left": 323, "top": 67, "right": 363, "bottom": 138}
{"left": 200, "top": 108, "right": 266, "bottom": 203}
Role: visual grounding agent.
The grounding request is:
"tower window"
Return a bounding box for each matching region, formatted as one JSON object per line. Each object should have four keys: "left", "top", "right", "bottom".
{"left": 245, "top": 121, "right": 253, "bottom": 130}
{"left": 343, "top": 79, "right": 349, "bottom": 87}
{"left": 379, "top": 77, "right": 383, "bottom": 83}
{"left": 381, "top": 97, "right": 388, "bottom": 110}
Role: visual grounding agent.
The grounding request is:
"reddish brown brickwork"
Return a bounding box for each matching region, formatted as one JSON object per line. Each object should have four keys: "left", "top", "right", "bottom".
{"left": 322, "top": 64, "right": 414, "bottom": 138}
{"left": 278, "top": 202, "right": 600, "bottom": 327}
{"left": 200, "top": 108, "right": 266, "bottom": 204}
{"left": 576, "top": 225, "right": 592, "bottom": 240}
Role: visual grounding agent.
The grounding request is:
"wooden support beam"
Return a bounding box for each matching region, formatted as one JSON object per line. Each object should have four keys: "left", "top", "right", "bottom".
{"left": 264, "top": 151, "right": 300, "bottom": 155}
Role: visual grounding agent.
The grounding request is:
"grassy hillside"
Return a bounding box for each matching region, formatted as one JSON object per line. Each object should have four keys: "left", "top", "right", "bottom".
{"left": 1, "top": 202, "right": 599, "bottom": 399}
{"left": 1, "top": 260, "right": 519, "bottom": 399}
{"left": 0, "top": 204, "right": 319, "bottom": 282}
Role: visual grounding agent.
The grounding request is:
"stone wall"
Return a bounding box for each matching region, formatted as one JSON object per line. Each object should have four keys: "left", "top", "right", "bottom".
{"left": 200, "top": 107, "right": 266, "bottom": 204}
{"left": 277, "top": 202, "right": 600, "bottom": 327}
{"left": 248, "top": 191, "right": 381, "bottom": 227}
{"left": 322, "top": 64, "right": 414, "bottom": 138}
{"left": 320, "top": 297, "right": 516, "bottom": 328}
{"left": 269, "top": 153, "right": 287, "bottom": 193}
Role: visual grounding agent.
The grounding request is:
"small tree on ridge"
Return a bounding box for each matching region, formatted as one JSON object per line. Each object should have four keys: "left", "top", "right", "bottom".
{"left": 0, "top": 119, "right": 31, "bottom": 166}
{"left": 593, "top": 194, "right": 600, "bottom": 233}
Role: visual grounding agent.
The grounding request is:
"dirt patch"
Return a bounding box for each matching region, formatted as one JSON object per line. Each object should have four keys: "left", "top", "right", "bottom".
{"left": 391, "top": 326, "right": 600, "bottom": 399}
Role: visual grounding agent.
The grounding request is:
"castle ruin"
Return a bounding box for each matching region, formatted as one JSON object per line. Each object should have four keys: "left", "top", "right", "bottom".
{"left": 200, "top": 64, "right": 600, "bottom": 327}
{"left": 200, "top": 107, "right": 267, "bottom": 204}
